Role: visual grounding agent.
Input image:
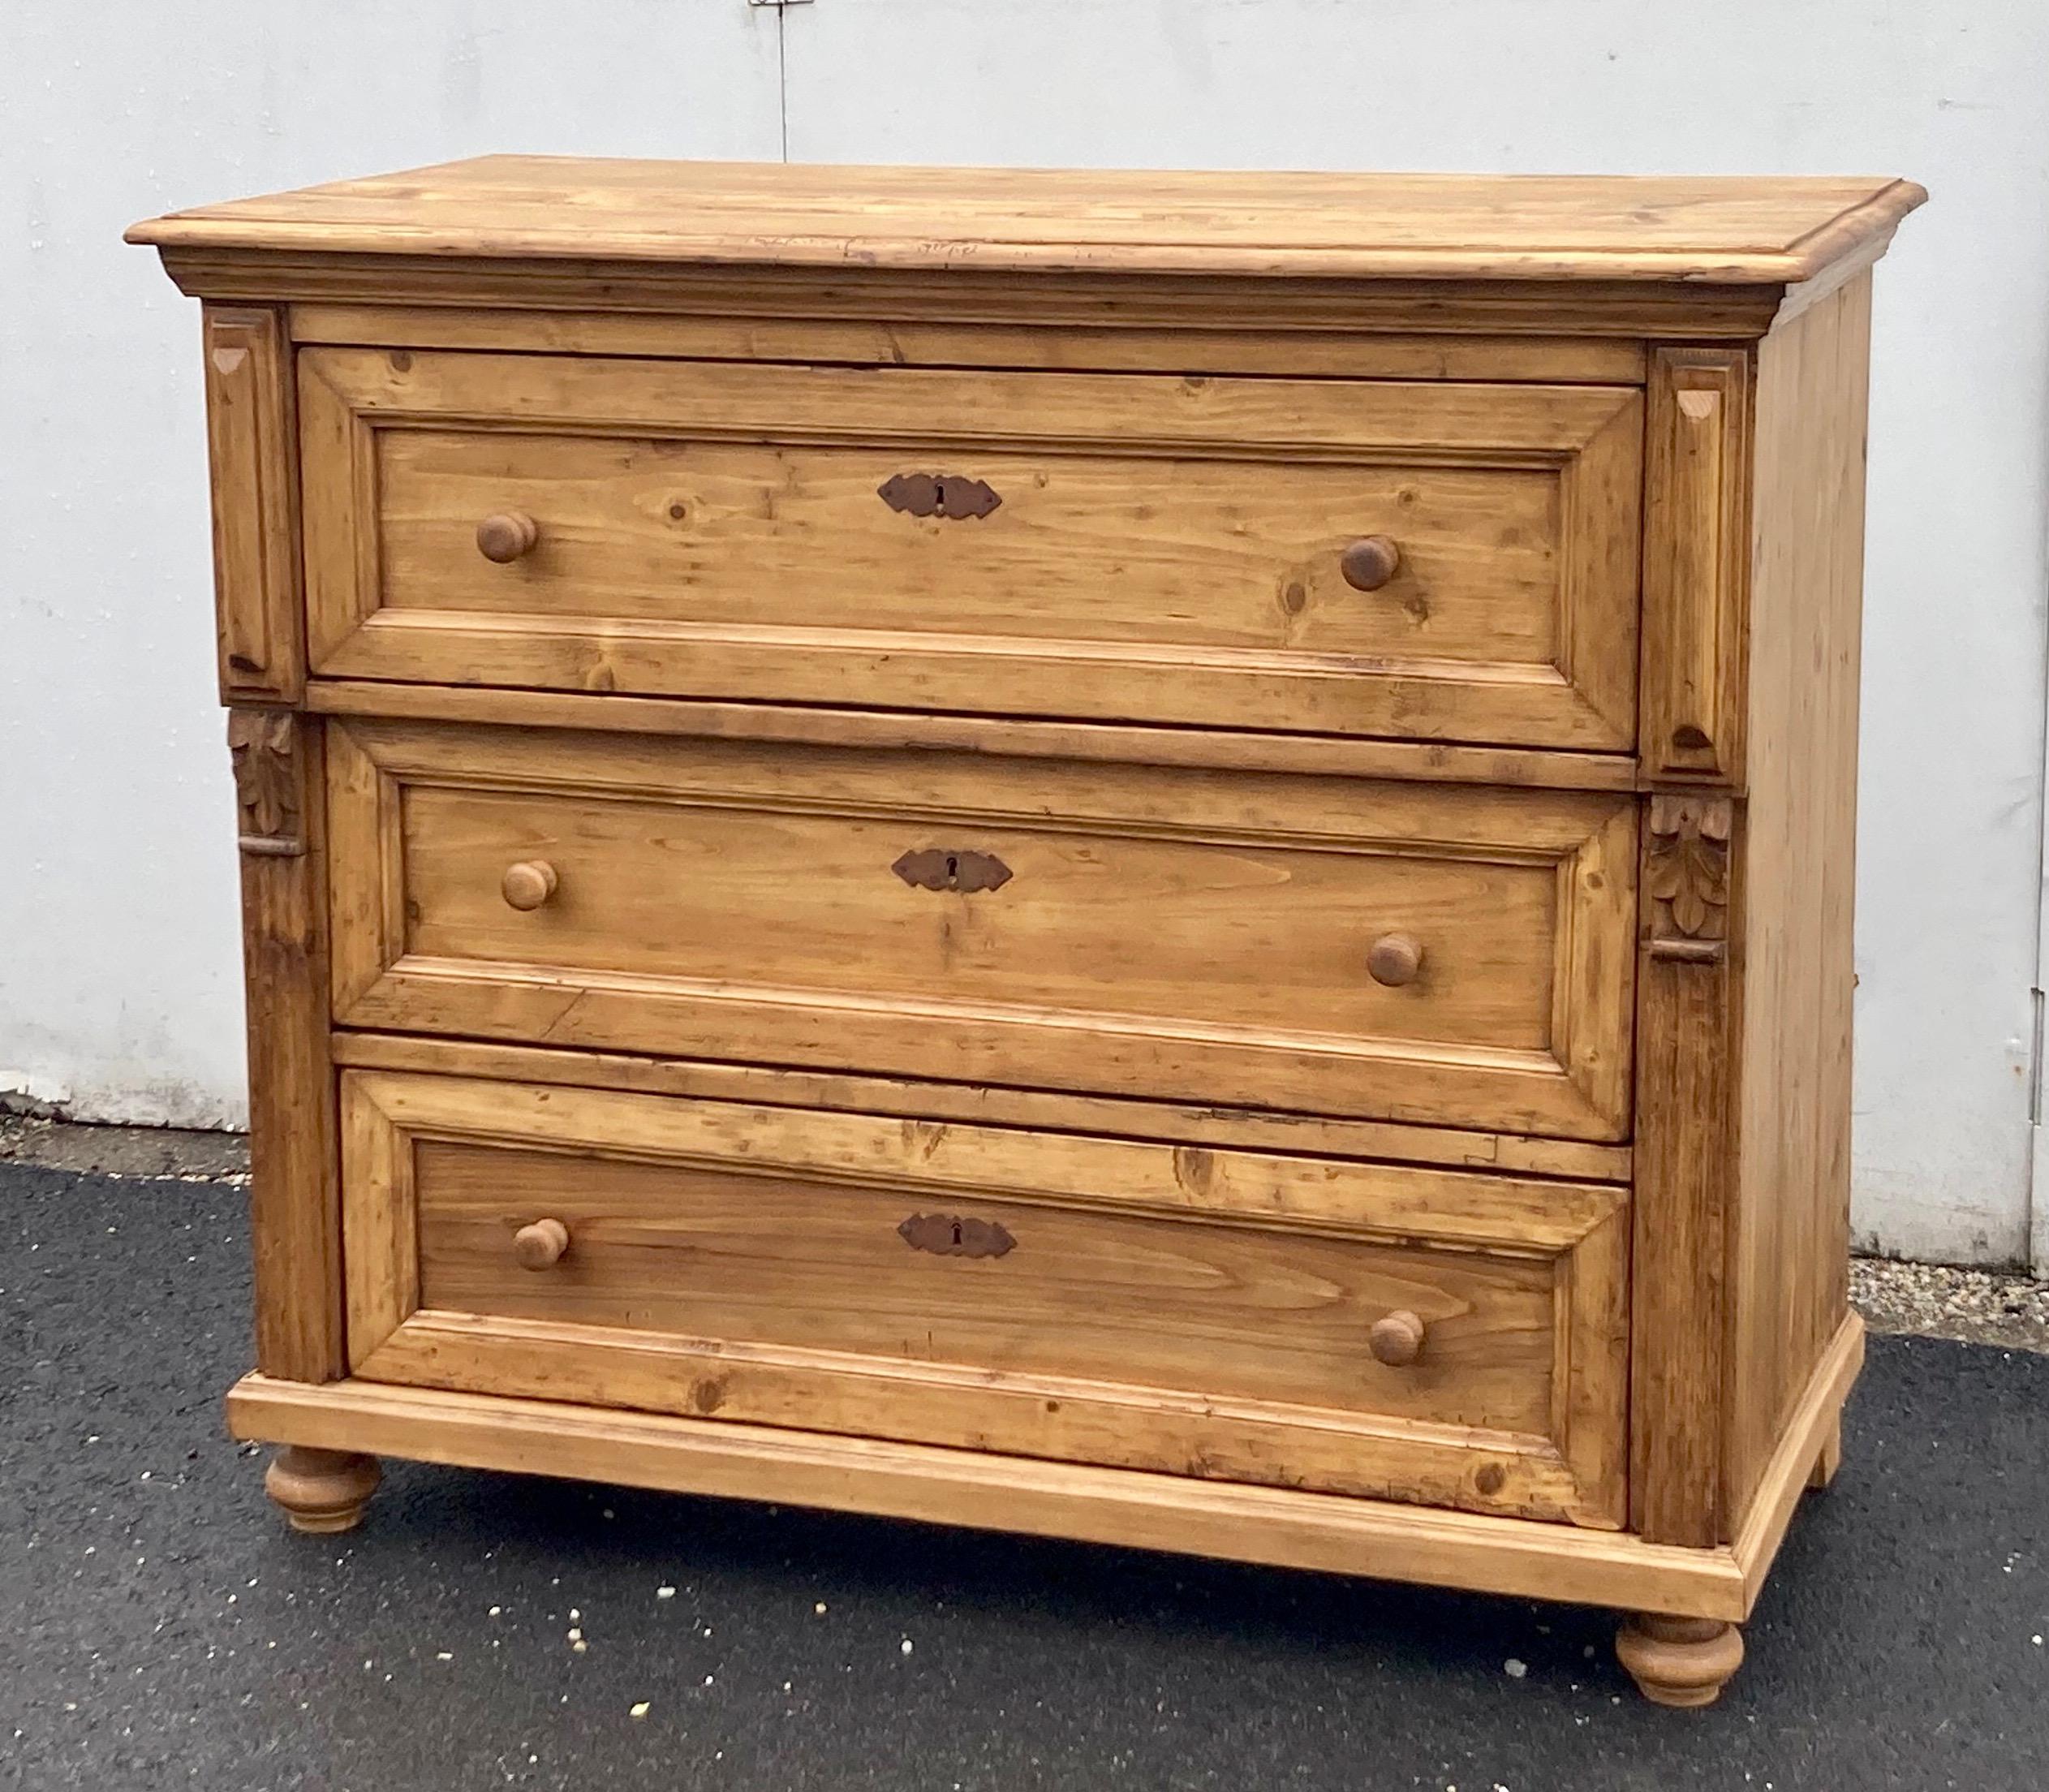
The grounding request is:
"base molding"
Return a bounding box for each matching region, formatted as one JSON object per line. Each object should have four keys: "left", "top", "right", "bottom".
{"left": 226, "top": 1300, "right": 1861, "bottom": 1627}
{"left": 230, "top": 1371, "right": 1748, "bottom": 1621}
{"left": 1729, "top": 1312, "right": 1864, "bottom": 1602}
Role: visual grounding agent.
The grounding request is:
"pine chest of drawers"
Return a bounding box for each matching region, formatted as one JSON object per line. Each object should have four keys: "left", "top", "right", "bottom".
{"left": 131, "top": 159, "right": 1923, "bottom": 1707}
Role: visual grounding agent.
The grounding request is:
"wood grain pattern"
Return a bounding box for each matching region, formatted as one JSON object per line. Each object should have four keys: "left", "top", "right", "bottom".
{"left": 285, "top": 303, "right": 1651, "bottom": 382}
{"left": 299, "top": 347, "right": 1642, "bottom": 748}
{"left": 161, "top": 252, "right": 1805, "bottom": 339}
{"left": 226, "top": 1372, "right": 1746, "bottom": 1621}
{"left": 1723, "top": 276, "right": 1874, "bottom": 1531}
{"left": 328, "top": 1033, "right": 1635, "bottom": 1184}
{"left": 411, "top": 1152, "right": 1565, "bottom": 1438}
{"left": 340, "top": 1070, "right": 1629, "bottom": 1524}
{"left": 1629, "top": 794, "right": 1741, "bottom": 1547}
{"left": 1640, "top": 348, "right": 1753, "bottom": 783}
{"left": 1728, "top": 1313, "right": 1864, "bottom": 1608}
{"left": 324, "top": 717, "right": 1638, "bottom": 1138}
{"left": 229, "top": 709, "right": 343, "bottom": 1381}
{"left": 201, "top": 304, "right": 302, "bottom": 703}
{"left": 344, "top": 1070, "right": 1627, "bottom": 1251}
{"left": 129, "top": 158, "right": 1923, "bottom": 283}
{"left": 303, "top": 679, "right": 1642, "bottom": 794}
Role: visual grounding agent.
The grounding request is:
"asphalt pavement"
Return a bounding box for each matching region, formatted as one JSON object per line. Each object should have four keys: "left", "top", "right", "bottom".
{"left": 4, "top": 1161, "right": 2045, "bottom": 1790}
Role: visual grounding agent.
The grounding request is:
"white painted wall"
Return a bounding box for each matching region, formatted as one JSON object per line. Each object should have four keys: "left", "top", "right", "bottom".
{"left": 0, "top": 4, "right": 782, "bottom": 1125}
{"left": 5, "top": 1, "right": 2044, "bottom": 1265}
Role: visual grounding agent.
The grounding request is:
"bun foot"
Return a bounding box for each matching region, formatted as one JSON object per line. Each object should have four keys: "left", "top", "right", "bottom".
{"left": 1808, "top": 1414, "right": 1843, "bottom": 1490}
{"left": 264, "top": 1445, "right": 381, "bottom": 1534}
{"left": 1615, "top": 1614, "right": 1744, "bottom": 1708}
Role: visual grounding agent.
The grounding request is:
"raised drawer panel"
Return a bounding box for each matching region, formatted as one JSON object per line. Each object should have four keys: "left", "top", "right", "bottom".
{"left": 326, "top": 718, "right": 1637, "bottom": 1139}
{"left": 341, "top": 1070, "right": 1629, "bottom": 1526}
{"left": 299, "top": 348, "right": 1642, "bottom": 748}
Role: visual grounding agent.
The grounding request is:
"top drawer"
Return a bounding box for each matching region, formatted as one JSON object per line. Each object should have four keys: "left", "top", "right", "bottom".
{"left": 299, "top": 348, "right": 1642, "bottom": 748}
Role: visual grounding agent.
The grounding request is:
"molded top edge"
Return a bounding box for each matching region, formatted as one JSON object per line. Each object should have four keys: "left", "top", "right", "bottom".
{"left": 126, "top": 157, "right": 1926, "bottom": 285}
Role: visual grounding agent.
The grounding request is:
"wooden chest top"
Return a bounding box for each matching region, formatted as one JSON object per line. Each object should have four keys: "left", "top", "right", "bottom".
{"left": 128, "top": 157, "right": 1923, "bottom": 284}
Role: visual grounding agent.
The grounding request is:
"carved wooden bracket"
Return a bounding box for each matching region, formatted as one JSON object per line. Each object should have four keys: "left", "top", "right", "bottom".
{"left": 1647, "top": 794, "right": 1731, "bottom": 962}
{"left": 878, "top": 472, "right": 1002, "bottom": 520}
{"left": 227, "top": 709, "right": 308, "bottom": 857}
{"left": 892, "top": 847, "right": 1013, "bottom": 894}
{"left": 898, "top": 1213, "right": 1016, "bottom": 1260}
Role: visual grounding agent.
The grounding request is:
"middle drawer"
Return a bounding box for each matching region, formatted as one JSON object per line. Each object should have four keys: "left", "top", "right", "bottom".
{"left": 327, "top": 717, "right": 1637, "bottom": 1139}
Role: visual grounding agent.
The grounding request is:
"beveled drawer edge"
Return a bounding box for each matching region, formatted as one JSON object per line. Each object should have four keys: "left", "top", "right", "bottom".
{"left": 304, "top": 679, "right": 1642, "bottom": 794}
{"left": 331, "top": 1032, "right": 1634, "bottom": 1185}
{"left": 369, "top": 1309, "right": 1574, "bottom": 1458}
{"left": 355, "top": 1312, "right": 1612, "bottom": 1527}
{"left": 342, "top": 1068, "right": 1625, "bottom": 1250}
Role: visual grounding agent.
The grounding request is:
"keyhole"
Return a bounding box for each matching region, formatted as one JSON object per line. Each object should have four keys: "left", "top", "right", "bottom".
{"left": 943, "top": 852, "right": 961, "bottom": 889}
{"left": 949, "top": 1220, "right": 964, "bottom": 1247}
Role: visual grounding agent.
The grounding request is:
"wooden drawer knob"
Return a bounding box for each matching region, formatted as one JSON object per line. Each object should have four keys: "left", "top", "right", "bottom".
{"left": 501, "top": 859, "right": 558, "bottom": 911}
{"left": 1367, "top": 933, "right": 1423, "bottom": 987}
{"left": 1340, "top": 535, "right": 1401, "bottom": 592}
{"left": 476, "top": 510, "right": 540, "bottom": 563}
{"left": 1369, "top": 1309, "right": 1427, "bottom": 1367}
{"left": 513, "top": 1217, "right": 570, "bottom": 1270}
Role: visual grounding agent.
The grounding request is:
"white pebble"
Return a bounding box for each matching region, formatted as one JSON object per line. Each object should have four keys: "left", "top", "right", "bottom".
{"left": 814, "top": 1601, "right": 828, "bottom": 1615}
{"left": 435, "top": 1652, "right": 453, "bottom": 1662}
{"left": 900, "top": 1639, "right": 914, "bottom": 1656}
{"left": 629, "top": 1702, "right": 650, "bottom": 1720}
{"left": 656, "top": 1587, "right": 676, "bottom": 1600}
{"left": 1504, "top": 1658, "right": 1528, "bottom": 1679}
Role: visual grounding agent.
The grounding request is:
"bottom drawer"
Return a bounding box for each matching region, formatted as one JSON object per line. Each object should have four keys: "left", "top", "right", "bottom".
{"left": 342, "top": 1070, "right": 1628, "bottom": 1527}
